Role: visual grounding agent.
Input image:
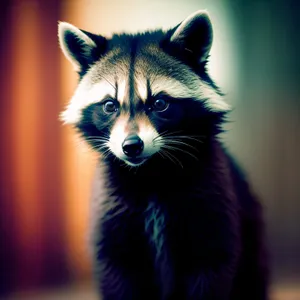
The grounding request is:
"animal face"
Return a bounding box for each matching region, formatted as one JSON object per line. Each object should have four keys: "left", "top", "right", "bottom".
{"left": 58, "top": 11, "right": 230, "bottom": 167}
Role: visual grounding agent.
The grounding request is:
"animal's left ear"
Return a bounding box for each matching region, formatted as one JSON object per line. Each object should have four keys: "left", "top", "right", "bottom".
{"left": 168, "top": 10, "right": 213, "bottom": 64}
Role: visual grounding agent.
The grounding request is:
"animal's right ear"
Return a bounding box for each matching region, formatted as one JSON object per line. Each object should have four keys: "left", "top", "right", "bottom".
{"left": 58, "top": 22, "right": 107, "bottom": 73}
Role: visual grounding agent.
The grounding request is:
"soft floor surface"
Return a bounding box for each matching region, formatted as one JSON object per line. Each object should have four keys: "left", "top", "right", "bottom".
{"left": 4, "top": 284, "right": 300, "bottom": 300}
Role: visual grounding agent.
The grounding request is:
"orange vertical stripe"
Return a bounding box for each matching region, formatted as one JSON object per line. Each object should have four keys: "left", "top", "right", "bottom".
{"left": 10, "top": 0, "right": 43, "bottom": 288}
{"left": 60, "top": 0, "right": 96, "bottom": 282}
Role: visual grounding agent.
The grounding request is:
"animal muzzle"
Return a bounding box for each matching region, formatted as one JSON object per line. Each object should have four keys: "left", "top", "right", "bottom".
{"left": 122, "top": 134, "right": 144, "bottom": 157}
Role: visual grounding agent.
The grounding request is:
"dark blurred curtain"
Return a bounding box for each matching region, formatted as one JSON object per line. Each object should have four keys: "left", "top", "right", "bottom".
{"left": 226, "top": 0, "right": 300, "bottom": 283}
{"left": 0, "top": 0, "right": 70, "bottom": 296}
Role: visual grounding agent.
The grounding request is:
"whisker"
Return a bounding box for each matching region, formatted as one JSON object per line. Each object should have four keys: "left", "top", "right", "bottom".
{"left": 84, "top": 133, "right": 110, "bottom": 139}
{"left": 84, "top": 137, "right": 110, "bottom": 142}
{"left": 162, "top": 135, "right": 204, "bottom": 143}
{"left": 96, "top": 145, "right": 110, "bottom": 152}
{"left": 164, "top": 150, "right": 184, "bottom": 168}
{"left": 157, "top": 151, "right": 166, "bottom": 160}
{"left": 159, "top": 150, "right": 177, "bottom": 166}
{"left": 161, "top": 145, "right": 199, "bottom": 162}
{"left": 153, "top": 130, "right": 183, "bottom": 141}
{"left": 161, "top": 140, "right": 199, "bottom": 152}
{"left": 159, "top": 148, "right": 183, "bottom": 168}
{"left": 155, "top": 139, "right": 199, "bottom": 154}
{"left": 101, "top": 148, "right": 112, "bottom": 160}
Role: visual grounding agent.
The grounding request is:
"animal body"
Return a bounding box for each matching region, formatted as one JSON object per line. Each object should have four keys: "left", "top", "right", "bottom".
{"left": 58, "top": 10, "right": 269, "bottom": 300}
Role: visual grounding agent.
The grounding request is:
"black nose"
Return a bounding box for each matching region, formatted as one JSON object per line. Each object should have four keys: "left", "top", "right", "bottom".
{"left": 122, "top": 135, "right": 144, "bottom": 157}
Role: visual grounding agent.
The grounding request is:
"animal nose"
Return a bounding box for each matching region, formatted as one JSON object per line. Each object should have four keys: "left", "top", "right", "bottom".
{"left": 122, "top": 134, "right": 144, "bottom": 157}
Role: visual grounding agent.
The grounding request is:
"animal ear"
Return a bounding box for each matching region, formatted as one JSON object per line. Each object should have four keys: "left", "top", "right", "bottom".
{"left": 169, "top": 10, "right": 213, "bottom": 64}
{"left": 58, "top": 22, "right": 107, "bottom": 73}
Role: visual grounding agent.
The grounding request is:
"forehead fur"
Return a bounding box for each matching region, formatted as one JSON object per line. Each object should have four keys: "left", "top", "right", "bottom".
{"left": 61, "top": 32, "right": 230, "bottom": 124}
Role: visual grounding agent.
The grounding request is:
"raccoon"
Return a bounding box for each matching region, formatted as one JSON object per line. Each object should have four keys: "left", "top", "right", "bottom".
{"left": 58, "top": 10, "right": 269, "bottom": 300}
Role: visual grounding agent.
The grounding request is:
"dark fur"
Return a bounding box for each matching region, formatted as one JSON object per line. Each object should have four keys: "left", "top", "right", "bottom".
{"left": 79, "top": 94, "right": 269, "bottom": 299}
{"left": 88, "top": 139, "right": 269, "bottom": 300}
{"left": 61, "top": 17, "right": 269, "bottom": 300}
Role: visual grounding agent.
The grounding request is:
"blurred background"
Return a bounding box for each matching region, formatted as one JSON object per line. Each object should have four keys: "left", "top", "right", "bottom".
{"left": 0, "top": 0, "right": 299, "bottom": 299}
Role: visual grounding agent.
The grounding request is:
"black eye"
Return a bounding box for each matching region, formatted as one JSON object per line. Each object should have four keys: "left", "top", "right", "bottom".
{"left": 103, "top": 100, "right": 118, "bottom": 114}
{"left": 153, "top": 99, "right": 169, "bottom": 112}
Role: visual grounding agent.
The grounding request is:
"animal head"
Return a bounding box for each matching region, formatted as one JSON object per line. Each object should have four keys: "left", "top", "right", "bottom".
{"left": 58, "top": 10, "right": 230, "bottom": 167}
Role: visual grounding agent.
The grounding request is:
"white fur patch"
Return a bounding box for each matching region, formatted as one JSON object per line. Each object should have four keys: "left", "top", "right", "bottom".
{"left": 60, "top": 78, "right": 115, "bottom": 124}
{"left": 117, "top": 80, "right": 127, "bottom": 104}
{"left": 137, "top": 76, "right": 230, "bottom": 112}
{"left": 58, "top": 22, "right": 97, "bottom": 72}
{"left": 61, "top": 75, "right": 229, "bottom": 125}
{"left": 200, "top": 83, "right": 230, "bottom": 112}
{"left": 150, "top": 77, "right": 191, "bottom": 99}
{"left": 138, "top": 120, "right": 160, "bottom": 157}
{"left": 136, "top": 78, "right": 148, "bottom": 100}
{"left": 108, "top": 117, "right": 128, "bottom": 159}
